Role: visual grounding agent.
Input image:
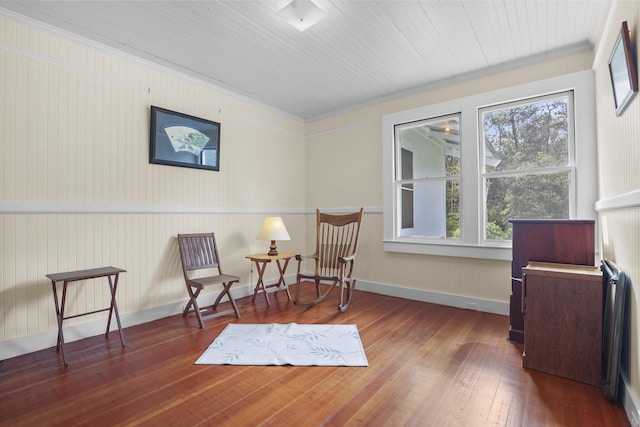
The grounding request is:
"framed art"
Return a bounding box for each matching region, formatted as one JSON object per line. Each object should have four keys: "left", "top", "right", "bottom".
{"left": 150, "top": 106, "right": 221, "bottom": 171}
{"left": 608, "top": 21, "right": 638, "bottom": 117}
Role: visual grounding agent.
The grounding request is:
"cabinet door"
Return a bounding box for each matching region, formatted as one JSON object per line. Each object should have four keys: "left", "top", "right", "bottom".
{"left": 551, "top": 222, "right": 595, "bottom": 266}
{"left": 523, "top": 269, "right": 602, "bottom": 385}
{"left": 512, "top": 222, "right": 556, "bottom": 278}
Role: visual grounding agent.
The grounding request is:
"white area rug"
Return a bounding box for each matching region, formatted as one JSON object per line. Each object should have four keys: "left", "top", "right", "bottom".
{"left": 195, "top": 323, "right": 368, "bottom": 366}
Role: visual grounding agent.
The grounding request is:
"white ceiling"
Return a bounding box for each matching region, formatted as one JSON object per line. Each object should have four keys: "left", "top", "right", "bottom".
{"left": 0, "top": 0, "right": 609, "bottom": 121}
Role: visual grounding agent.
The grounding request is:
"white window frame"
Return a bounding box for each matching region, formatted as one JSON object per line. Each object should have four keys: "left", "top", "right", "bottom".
{"left": 382, "top": 70, "right": 597, "bottom": 261}
{"left": 480, "top": 91, "right": 576, "bottom": 241}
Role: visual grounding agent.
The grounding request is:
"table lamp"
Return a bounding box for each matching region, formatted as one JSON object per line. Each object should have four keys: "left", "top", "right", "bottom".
{"left": 256, "top": 216, "right": 291, "bottom": 256}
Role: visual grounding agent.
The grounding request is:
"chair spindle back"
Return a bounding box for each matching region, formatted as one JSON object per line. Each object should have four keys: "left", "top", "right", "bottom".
{"left": 316, "top": 210, "right": 362, "bottom": 277}
{"left": 179, "top": 233, "right": 221, "bottom": 272}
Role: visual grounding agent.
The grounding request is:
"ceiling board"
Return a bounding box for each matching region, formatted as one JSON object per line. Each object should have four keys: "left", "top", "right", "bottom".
{"left": 0, "top": 0, "right": 609, "bottom": 121}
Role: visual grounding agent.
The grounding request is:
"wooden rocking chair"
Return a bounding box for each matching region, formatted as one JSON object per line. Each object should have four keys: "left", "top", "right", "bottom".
{"left": 177, "top": 233, "right": 241, "bottom": 328}
{"left": 293, "top": 208, "right": 363, "bottom": 312}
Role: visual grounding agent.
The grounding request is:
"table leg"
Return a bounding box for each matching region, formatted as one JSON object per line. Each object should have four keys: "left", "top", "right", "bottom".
{"left": 251, "top": 260, "right": 271, "bottom": 306}
{"left": 275, "top": 259, "right": 292, "bottom": 300}
{"left": 106, "top": 273, "right": 126, "bottom": 347}
{"left": 50, "top": 280, "right": 68, "bottom": 366}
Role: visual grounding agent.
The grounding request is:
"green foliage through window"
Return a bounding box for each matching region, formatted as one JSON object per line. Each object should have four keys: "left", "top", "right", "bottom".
{"left": 482, "top": 93, "right": 572, "bottom": 240}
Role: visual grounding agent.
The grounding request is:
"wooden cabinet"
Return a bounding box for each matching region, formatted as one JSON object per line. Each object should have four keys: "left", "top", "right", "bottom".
{"left": 522, "top": 262, "right": 603, "bottom": 385}
{"left": 509, "top": 219, "right": 595, "bottom": 342}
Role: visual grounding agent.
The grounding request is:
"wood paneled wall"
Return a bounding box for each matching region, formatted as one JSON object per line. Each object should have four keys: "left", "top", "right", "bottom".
{"left": 0, "top": 15, "right": 306, "bottom": 347}
{"left": 593, "top": 0, "right": 640, "bottom": 418}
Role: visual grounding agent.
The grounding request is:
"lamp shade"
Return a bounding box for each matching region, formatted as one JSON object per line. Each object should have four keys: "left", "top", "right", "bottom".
{"left": 256, "top": 217, "right": 291, "bottom": 241}
{"left": 257, "top": 217, "right": 290, "bottom": 256}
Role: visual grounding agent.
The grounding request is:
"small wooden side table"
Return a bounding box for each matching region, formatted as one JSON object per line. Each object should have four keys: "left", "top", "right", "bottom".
{"left": 246, "top": 253, "right": 296, "bottom": 306}
{"left": 46, "top": 266, "right": 126, "bottom": 366}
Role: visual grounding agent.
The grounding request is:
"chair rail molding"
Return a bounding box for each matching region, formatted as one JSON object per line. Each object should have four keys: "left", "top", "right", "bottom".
{"left": 595, "top": 189, "right": 640, "bottom": 211}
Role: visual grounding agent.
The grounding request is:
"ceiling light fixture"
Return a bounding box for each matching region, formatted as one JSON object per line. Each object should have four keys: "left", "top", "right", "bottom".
{"left": 277, "top": 0, "right": 327, "bottom": 32}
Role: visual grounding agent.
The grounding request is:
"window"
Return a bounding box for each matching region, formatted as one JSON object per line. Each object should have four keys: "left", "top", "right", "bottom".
{"left": 481, "top": 92, "right": 574, "bottom": 240}
{"left": 382, "top": 70, "right": 596, "bottom": 260}
{"left": 395, "top": 114, "right": 461, "bottom": 239}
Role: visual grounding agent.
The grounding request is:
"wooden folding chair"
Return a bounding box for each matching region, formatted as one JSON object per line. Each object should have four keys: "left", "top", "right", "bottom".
{"left": 177, "top": 232, "right": 241, "bottom": 328}
{"left": 293, "top": 208, "right": 363, "bottom": 312}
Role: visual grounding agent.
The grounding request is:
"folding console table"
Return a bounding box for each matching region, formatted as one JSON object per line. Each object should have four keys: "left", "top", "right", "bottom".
{"left": 46, "top": 266, "right": 126, "bottom": 366}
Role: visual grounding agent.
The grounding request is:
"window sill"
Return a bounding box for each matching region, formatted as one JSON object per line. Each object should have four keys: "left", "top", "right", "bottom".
{"left": 383, "top": 239, "right": 512, "bottom": 261}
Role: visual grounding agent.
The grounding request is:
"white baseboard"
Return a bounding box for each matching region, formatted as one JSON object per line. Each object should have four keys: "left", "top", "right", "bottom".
{"left": 0, "top": 283, "right": 255, "bottom": 362}
{"left": 621, "top": 370, "right": 640, "bottom": 426}
{"left": 356, "top": 279, "right": 509, "bottom": 316}
{"left": 0, "top": 277, "right": 506, "bottom": 361}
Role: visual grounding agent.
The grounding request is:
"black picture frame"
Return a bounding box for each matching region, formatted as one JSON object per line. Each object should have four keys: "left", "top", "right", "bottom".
{"left": 149, "top": 106, "right": 220, "bottom": 171}
{"left": 608, "top": 21, "right": 638, "bottom": 117}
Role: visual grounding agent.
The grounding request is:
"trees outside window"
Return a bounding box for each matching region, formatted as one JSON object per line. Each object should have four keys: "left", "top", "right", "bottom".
{"left": 481, "top": 93, "right": 574, "bottom": 240}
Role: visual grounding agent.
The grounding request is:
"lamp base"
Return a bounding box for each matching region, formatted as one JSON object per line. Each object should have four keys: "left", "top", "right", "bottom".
{"left": 267, "top": 240, "right": 279, "bottom": 256}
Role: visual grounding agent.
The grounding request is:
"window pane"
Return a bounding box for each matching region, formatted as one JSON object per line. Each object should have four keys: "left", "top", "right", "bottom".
{"left": 399, "top": 179, "right": 460, "bottom": 239}
{"left": 485, "top": 173, "right": 570, "bottom": 240}
{"left": 396, "top": 115, "right": 460, "bottom": 180}
{"left": 401, "top": 186, "right": 413, "bottom": 229}
{"left": 483, "top": 95, "right": 569, "bottom": 173}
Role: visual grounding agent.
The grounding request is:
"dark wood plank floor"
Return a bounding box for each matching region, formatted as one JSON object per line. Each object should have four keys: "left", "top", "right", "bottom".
{"left": 0, "top": 287, "right": 630, "bottom": 426}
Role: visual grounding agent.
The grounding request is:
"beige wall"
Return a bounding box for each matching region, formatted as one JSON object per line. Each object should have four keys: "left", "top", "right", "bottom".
{"left": 304, "top": 51, "right": 595, "bottom": 304}
{"left": 0, "top": 15, "right": 307, "bottom": 347}
{"left": 594, "top": 0, "right": 640, "bottom": 415}
{"left": 0, "top": 8, "right": 618, "bottom": 403}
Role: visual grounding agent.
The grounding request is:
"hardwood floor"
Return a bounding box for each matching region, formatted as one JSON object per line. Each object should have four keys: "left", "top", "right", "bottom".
{"left": 0, "top": 287, "right": 630, "bottom": 426}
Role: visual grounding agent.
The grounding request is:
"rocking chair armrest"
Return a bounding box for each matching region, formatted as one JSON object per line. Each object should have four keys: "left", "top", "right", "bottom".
{"left": 338, "top": 254, "right": 356, "bottom": 263}
{"left": 295, "top": 253, "right": 318, "bottom": 262}
{"left": 295, "top": 253, "right": 317, "bottom": 276}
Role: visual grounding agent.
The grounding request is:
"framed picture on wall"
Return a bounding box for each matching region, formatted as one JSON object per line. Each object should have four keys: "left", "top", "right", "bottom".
{"left": 149, "top": 106, "right": 221, "bottom": 171}
{"left": 608, "top": 21, "right": 638, "bottom": 117}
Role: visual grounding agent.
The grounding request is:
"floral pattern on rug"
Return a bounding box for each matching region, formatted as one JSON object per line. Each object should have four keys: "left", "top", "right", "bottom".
{"left": 195, "top": 323, "right": 368, "bottom": 366}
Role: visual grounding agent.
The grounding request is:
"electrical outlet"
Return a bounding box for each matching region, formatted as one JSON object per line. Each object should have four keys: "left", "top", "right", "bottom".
{"left": 465, "top": 302, "right": 478, "bottom": 311}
